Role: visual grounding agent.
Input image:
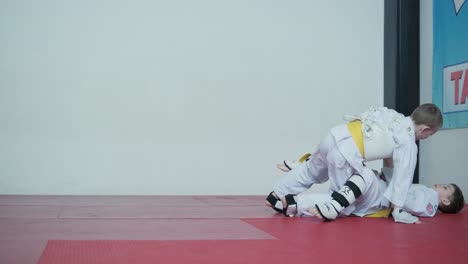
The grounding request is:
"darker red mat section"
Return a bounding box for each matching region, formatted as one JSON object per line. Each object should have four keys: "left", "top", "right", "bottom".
{"left": 38, "top": 214, "right": 468, "bottom": 264}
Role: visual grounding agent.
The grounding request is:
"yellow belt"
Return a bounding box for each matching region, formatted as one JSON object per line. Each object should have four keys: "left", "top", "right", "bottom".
{"left": 347, "top": 121, "right": 391, "bottom": 218}
{"left": 365, "top": 208, "right": 392, "bottom": 218}
{"left": 347, "top": 120, "right": 365, "bottom": 158}
{"left": 298, "top": 153, "right": 311, "bottom": 163}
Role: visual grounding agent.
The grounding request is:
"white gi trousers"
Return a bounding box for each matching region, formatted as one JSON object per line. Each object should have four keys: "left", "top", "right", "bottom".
{"left": 272, "top": 124, "right": 381, "bottom": 216}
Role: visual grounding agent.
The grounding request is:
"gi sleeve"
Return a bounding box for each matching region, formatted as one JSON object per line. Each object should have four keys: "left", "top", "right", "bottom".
{"left": 383, "top": 129, "right": 418, "bottom": 207}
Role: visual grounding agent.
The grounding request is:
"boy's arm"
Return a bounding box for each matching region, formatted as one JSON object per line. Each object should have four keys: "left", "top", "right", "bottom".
{"left": 383, "top": 141, "right": 417, "bottom": 207}
{"left": 379, "top": 169, "right": 419, "bottom": 223}
{"left": 383, "top": 134, "right": 419, "bottom": 223}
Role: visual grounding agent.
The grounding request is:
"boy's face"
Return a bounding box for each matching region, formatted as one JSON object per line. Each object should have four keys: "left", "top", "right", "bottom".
{"left": 415, "top": 125, "right": 439, "bottom": 140}
{"left": 432, "top": 183, "right": 454, "bottom": 206}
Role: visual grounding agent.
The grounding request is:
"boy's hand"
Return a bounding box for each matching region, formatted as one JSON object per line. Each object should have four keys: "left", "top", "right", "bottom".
{"left": 392, "top": 209, "right": 421, "bottom": 224}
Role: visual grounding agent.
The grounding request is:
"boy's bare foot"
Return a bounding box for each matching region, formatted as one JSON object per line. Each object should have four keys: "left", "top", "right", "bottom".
{"left": 265, "top": 200, "right": 279, "bottom": 208}
{"left": 280, "top": 196, "right": 287, "bottom": 206}
{"left": 265, "top": 192, "right": 277, "bottom": 207}
{"left": 265, "top": 192, "right": 283, "bottom": 213}
{"left": 276, "top": 160, "right": 303, "bottom": 172}
{"left": 276, "top": 163, "right": 291, "bottom": 172}
{"left": 276, "top": 153, "right": 312, "bottom": 173}
{"left": 282, "top": 194, "right": 298, "bottom": 217}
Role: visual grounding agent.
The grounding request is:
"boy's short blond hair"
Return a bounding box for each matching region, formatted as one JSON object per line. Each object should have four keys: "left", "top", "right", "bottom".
{"left": 411, "top": 103, "right": 443, "bottom": 129}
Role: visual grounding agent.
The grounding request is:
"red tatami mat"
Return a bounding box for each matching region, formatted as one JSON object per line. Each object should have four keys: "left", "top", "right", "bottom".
{"left": 38, "top": 214, "right": 468, "bottom": 264}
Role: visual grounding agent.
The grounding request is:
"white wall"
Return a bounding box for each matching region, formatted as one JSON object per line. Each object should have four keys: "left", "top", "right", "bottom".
{"left": 419, "top": 1, "right": 468, "bottom": 196}
{"left": 0, "top": 0, "right": 384, "bottom": 195}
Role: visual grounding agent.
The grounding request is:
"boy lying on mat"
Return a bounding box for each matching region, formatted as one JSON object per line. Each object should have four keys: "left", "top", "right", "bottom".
{"left": 268, "top": 154, "right": 464, "bottom": 223}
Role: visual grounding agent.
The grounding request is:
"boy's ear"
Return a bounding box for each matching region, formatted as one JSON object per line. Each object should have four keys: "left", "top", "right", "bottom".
{"left": 441, "top": 198, "right": 451, "bottom": 206}
{"left": 415, "top": 125, "right": 428, "bottom": 134}
{"left": 420, "top": 125, "right": 431, "bottom": 133}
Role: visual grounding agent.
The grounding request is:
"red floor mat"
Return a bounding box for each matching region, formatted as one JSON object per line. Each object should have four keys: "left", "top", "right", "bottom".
{"left": 38, "top": 216, "right": 468, "bottom": 264}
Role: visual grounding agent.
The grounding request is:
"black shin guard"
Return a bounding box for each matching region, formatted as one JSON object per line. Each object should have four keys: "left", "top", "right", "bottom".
{"left": 332, "top": 174, "right": 365, "bottom": 208}
{"left": 315, "top": 174, "right": 366, "bottom": 221}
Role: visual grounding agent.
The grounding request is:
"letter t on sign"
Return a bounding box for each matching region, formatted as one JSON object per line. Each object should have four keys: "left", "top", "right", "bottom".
{"left": 451, "top": 70, "right": 463, "bottom": 105}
